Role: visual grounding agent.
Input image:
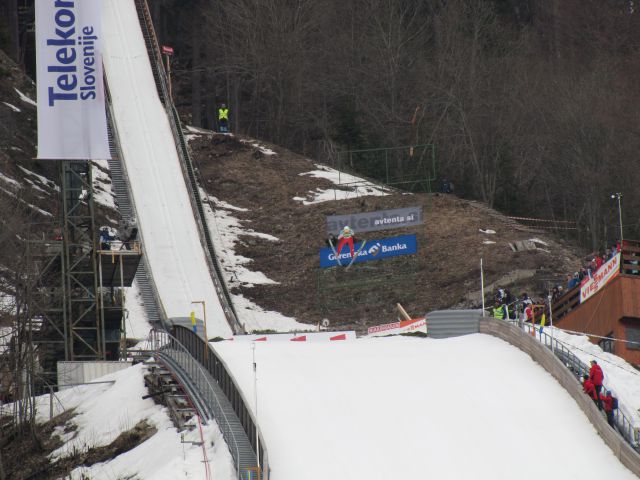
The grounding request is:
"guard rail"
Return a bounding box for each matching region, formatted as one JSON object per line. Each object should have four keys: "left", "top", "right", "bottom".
{"left": 510, "top": 319, "right": 639, "bottom": 451}
{"left": 149, "top": 328, "right": 261, "bottom": 479}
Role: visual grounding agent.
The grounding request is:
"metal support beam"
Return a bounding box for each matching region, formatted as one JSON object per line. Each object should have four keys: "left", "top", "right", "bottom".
{"left": 61, "top": 161, "right": 103, "bottom": 361}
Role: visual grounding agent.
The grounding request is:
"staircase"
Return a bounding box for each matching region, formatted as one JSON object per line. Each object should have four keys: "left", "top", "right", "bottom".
{"left": 106, "top": 109, "right": 163, "bottom": 328}
{"left": 144, "top": 360, "right": 199, "bottom": 431}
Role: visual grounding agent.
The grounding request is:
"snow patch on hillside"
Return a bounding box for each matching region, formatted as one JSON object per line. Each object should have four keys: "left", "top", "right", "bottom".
{"left": 239, "top": 138, "right": 276, "bottom": 155}
{"left": 14, "top": 88, "right": 36, "bottom": 107}
{"left": 0, "top": 172, "right": 21, "bottom": 190}
{"left": 18, "top": 166, "right": 60, "bottom": 191}
{"left": 124, "top": 279, "right": 153, "bottom": 339}
{"left": 2, "top": 102, "right": 20, "bottom": 112}
{"left": 92, "top": 160, "right": 117, "bottom": 209}
{"left": 295, "top": 165, "right": 391, "bottom": 204}
{"left": 201, "top": 191, "right": 312, "bottom": 332}
{"left": 0, "top": 184, "right": 52, "bottom": 217}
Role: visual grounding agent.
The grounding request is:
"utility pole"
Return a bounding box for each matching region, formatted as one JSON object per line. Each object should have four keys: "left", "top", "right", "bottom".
{"left": 252, "top": 342, "right": 260, "bottom": 470}
{"left": 548, "top": 291, "right": 554, "bottom": 356}
{"left": 191, "top": 300, "right": 209, "bottom": 361}
{"left": 480, "top": 258, "right": 486, "bottom": 316}
{"left": 611, "top": 193, "right": 623, "bottom": 245}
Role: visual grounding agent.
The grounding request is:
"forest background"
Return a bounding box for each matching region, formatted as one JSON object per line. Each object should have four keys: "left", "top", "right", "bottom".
{"left": 2, "top": 0, "right": 640, "bottom": 251}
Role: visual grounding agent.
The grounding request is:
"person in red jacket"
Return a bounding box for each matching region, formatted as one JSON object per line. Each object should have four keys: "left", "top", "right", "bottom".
{"left": 594, "top": 255, "right": 603, "bottom": 272}
{"left": 582, "top": 375, "right": 597, "bottom": 405}
{"left": 602, "top": 390, "right": 616, "bottom": 427}
{"left": 589, "top": 360, "right": 604, "bottom": 410}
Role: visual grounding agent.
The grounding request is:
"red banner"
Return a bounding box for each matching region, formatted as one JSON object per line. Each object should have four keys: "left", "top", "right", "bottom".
{"left": 580, "top": 253, "right": 620, "bottom": 303}
{"left": 367, "top": 317, "right": 427, "bottom": 336}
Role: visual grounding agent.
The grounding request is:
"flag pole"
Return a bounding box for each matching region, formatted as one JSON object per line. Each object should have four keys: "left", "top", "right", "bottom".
{"left": 480, "top": 258, "right": 485, "bottom": 317}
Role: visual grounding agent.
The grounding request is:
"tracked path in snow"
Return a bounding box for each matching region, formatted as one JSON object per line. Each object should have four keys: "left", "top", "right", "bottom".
{"left": 102, "top": 0, "right": 232, "bottom": 338}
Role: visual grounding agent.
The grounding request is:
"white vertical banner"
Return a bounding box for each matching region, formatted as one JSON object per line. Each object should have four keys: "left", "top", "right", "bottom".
{"left": 35, "top": 0, "right": 110, "bottom": 160}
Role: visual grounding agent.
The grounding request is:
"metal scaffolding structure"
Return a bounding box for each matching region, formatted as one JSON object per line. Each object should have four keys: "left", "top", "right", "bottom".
{"left": 26, "top": 161, "right": 143, "bottom": 383}
{"left": 60, "top": 161, "right": 103, "bottom": 361}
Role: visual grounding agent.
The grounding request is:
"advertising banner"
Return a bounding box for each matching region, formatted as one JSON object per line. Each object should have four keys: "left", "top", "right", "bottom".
{"left": 367, "top": 317, "right": 427, "bottom": 337}
{"left": 319, "top": 234, "right": 417, "bottom": 268}
{"left": 228, "top": 331, "right": 356, "bottom": 342}
{"left": 36, "top": 0, "right": 110, "bottom": 159}
{"left": 580, "top": 253, "right": 620, "bottom": 303}
{"left": 326, "top": 206, "right": 422, "bottom": 235}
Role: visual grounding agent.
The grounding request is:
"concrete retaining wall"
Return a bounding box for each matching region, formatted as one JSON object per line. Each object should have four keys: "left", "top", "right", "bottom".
{"left": 479, "top": 317, "right": 640, "bottom": 477}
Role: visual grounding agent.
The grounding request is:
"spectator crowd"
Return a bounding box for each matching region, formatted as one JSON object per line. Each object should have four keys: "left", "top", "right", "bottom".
{"left": 483, "top": 238, "right": 628, "bottom": 438}
{"left": 488, "top": 240, "right": 626, "bottom": 321}
{"left": 564, "top": 241, "right": 622, "bottom": 292}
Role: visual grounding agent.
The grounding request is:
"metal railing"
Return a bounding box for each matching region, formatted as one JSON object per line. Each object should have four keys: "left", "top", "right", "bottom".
{"left": 172, "top": 326, "right": 268, "bottom": 475}
{"left": 505, "top": 319, "right": 640, "bottom": 451}
{"left": 148, "top": 329, "right": 259, "bottom": 480}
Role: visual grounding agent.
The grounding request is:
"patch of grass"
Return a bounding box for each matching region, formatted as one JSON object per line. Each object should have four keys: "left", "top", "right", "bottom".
{"left": 1, "top": 414, "right": 155, "bottom": 480}
{"left": 74, "top": 420, "right": 157, "bottom": 468}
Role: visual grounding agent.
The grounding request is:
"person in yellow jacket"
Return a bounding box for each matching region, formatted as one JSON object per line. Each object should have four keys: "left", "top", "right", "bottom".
{"left": 218, "top": 103, "right": 229, "bottom": 133}
{"left": 491, "top": 300, "right": 505, "bottom": 320}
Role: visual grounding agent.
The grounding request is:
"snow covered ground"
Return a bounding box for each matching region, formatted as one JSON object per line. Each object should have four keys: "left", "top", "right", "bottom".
{"left": 18, "top": 363, "right": 236, "bottom": 480}
{"left": 545, "top": 326, "right": 640, "bottom": 429}
{"left": 294, "top": 164, "right": 392, "bottom": 204}
{"left": 34, "top": 1, "right": 638, "bottom": 478}
{"left": 102, "top": 0, "right": 231, "bottom": 338}
{"left": 200, "top": 187, "right": 314, "bottom": 333}
{"left": 213, "top": 334, "right": 637, "bottom": 480}
{"left": 124, "top": 279, "right": 153, "bottom": 340}
{"left": 11, "top": 330, "right": 639, "bottom": 480}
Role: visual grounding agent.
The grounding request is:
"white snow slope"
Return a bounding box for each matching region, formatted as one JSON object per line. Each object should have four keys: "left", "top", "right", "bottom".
{"left": 27, "top": 364, "right": 235, "bottom": 480}
{"left": 102, "top": 0, "right": 231, "bottom": 337}
{"left": 56, "top": 2, "right": 639, "bottom": 479}
{"left": 214, "top": 335, "right": 637, "bottom": 480}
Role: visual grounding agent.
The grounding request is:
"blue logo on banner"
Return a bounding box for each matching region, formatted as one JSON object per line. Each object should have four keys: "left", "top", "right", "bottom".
{"left": 319, "top": 234, "right": 417, "bottom": 268}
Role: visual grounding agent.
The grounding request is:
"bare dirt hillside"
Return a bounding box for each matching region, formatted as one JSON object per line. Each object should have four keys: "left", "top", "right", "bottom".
{"left": 190, "top": 132, "right": 584, "bottom": 332}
